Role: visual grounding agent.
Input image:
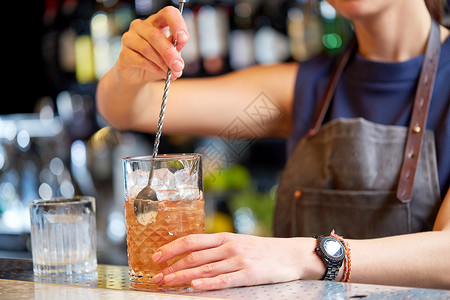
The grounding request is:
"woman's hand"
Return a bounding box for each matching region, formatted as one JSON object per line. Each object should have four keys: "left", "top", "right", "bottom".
{"left": 151, "top": 233, "right": 323, "bottom": 290}
{"left": 114, "top": 6, "right": 189, "bottom": 86}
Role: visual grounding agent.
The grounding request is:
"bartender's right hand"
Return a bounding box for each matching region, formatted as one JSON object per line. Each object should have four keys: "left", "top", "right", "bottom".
{"left": 114, "top": 6, "right": 189, "bottom": 86}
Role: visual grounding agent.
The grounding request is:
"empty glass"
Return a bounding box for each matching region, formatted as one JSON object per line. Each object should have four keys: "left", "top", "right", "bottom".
{"left": 29, "top": 196, "right": 97, "bottom": 275}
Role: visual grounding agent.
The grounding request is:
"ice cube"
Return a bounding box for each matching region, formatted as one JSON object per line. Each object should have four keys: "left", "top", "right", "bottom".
{"left": 128, "top": 185, "right": 145, "bottom": 199}
{"left": 151, "top": 168, "right": 176, "bottom": 190}
{"left": 156, "top": 190, "right": 181, "bottom": 201}
{"left": 173, "top": 169, "right": 201, "bottom": 200}
{"left": 126, "top": 170, "right": 149, "bottom": 198}
{"left": 178, "top": 187, "right": 202, "bottom": 201}
{"left": 174, "top": 168, "right": 198, "bottom": 188}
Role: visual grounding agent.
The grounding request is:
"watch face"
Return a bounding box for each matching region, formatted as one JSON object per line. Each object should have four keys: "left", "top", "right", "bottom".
{"left": 323, "top": 239, "right": 343, "bottom": 258}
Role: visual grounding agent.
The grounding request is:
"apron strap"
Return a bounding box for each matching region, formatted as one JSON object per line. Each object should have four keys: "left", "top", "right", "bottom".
{"left": 308, "top": 38, "right": 357, "bottom": 137}
{"left": 308, "top": 20, "right": 441, "bottom": 203}
{"left": 397, "top": 20, "right": 441, "bottom": 203}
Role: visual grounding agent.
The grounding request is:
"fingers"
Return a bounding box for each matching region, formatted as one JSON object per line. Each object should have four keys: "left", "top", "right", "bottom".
{"left": 192, "top": 270, "right": 253, "bottom": 290}
{"left": 150, "top": 234, "right": 306, "bottom": 291}
{"left": 122, "top": 28, "right": 166, "bottom": 71}
{"left": 149, "top": 6, "right": 190, "bottom": 51}
{"left": 118, "top": 6, "right": 189, "bottom": 82}
{"left": 114, "top": 47, "right": 166, "bottom": 84}
{"left": 153, "top": 233, "right": 229, "bottom": 264}
{"left": 127, "top": 19, "right": 185, "bottom": 74}
{"left": 121, "top": 28, "right": 184, "bottom": 80}
{"left": 158, "top": 245, "right": 230, "bottom": 280}
{"left": 160, "top": 268, "right": 258, "bottom": 291}
{"left": 158, "top": 256, "right": 240, "bottom": 286}
{"left": 152, "top": 233, "right": 258, "bottom": 290}
{"left": 144, "top": 6, "right": 189, "bottom": 69}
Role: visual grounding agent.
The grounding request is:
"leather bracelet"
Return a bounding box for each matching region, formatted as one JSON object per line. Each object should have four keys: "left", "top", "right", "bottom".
{"left": 331, "top": 230, "right": 352, "bottom": 282}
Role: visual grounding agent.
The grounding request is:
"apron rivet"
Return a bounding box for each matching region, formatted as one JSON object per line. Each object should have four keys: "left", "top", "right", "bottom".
{"left": 423, "top": 74, "right": 429, "bottom": 85}
{"left": 294, "top": 190, "right": 302, "bottom": 199}
{"left": 413, "top": 126, "right": 421, "bottom": 133}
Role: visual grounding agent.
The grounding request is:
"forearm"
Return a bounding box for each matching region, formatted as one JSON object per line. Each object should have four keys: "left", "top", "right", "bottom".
{"left": 96, "top": 67, "right": 161, "bottom": 131}
{"left": 348, "top": 230, "right": 450, "bottom": 289}
{"left": 97, "top": 63, "right": 297, "bottom": 138}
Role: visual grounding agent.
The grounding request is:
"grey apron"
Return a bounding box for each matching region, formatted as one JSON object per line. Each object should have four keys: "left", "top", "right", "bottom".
{"left": 274, "top": 21, "right": 442, "bottom": 239}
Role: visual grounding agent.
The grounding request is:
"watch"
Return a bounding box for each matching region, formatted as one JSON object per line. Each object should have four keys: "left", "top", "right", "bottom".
{"left": 314, "top": 235, "right": 346, "bottom": 281}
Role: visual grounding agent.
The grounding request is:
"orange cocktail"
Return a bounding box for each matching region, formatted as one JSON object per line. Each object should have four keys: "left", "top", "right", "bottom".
{"left": 125, "top": 196, "right": 204, "bottom": 290}
{"left": 122, "top": 154, "right": 204, "bottom": 291}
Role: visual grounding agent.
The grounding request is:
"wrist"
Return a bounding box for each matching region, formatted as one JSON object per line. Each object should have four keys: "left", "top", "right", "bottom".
{"left": 295, "top": 237, "right": 327, "bottom": 280}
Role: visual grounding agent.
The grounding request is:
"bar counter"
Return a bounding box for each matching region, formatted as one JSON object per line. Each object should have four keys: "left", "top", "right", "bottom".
{"left": 1, "top": 258, "right": 449, "bottom": 299}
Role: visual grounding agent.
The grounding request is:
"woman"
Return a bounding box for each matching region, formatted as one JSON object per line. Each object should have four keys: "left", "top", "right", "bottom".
{"left": 97, "top": 0, "right": 450, "bottom": 290}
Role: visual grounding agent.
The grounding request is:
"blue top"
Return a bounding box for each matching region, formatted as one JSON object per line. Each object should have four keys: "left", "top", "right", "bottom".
{"left": 289, "top": 37, "right": 450, "bottom": 197}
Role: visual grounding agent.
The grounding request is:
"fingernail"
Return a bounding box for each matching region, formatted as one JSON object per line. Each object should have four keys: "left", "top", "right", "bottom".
{"left": 164, "top": 273, "right": 175, "bottom": 283}
{"left": 153, "top": 273, "right": 163, "bottom": 284}
{"left": 177, "top": 31, "right": 188, "bottom": 43}
{"left": 171, "top": 70, "right": 183, "bottom": 81}
{"left": 152, "top": 251, "right": 162, "bottom": 263}
{"left": 172, "top": 59, "right": 184, "bottom": 72}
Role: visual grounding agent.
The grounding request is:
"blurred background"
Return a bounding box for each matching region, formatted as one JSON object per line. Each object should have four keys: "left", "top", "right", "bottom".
{"left": 1, "top": 0, "right": 449, "bottom": 265}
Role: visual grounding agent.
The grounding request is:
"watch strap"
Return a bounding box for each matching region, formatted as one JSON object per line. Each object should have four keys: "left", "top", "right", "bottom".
{"left": 322, "top": 265, "right": 340, "bottom": 281}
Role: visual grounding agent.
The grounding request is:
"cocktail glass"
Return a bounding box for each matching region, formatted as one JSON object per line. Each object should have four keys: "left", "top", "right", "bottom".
{"left": 123, "top": 154, "right": 204, "bottom": 291}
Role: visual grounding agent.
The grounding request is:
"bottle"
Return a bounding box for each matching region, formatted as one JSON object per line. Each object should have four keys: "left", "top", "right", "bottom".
{"left": 197, "top": 4, "right": 230, "bottom": 74}
{"left": 253, "top": 0, "right": 290, "bottom": 65}
{"left": 287, "top": 0, "right": 324, "bottom": 61}
{"left": 228, "top": 0, "right": 256, "bottom": 70}
{"left": 181, "top": 8, "right": 202, "bottom": 76}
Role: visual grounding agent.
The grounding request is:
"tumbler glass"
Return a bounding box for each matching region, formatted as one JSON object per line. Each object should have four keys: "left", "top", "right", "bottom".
{"left": 29, "top": 196, "right": 97, "bottom": 275}
{"left": 123, "top": 154, "right": 205, "bottom": 291}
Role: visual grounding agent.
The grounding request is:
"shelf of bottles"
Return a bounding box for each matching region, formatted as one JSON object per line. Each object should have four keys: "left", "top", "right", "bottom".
{"left": 42, "top": 0, "right": 352, "bottom": 88}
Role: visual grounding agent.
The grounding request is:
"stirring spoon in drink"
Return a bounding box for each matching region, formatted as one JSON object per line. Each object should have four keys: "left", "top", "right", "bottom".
{"left": 134, "top": 0, "right": 187, "bottom": 225}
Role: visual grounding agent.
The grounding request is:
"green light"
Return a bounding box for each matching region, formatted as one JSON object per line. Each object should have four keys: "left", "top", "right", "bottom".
{"left": 322, "top": 33, "right": 343, "bottom": 49}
